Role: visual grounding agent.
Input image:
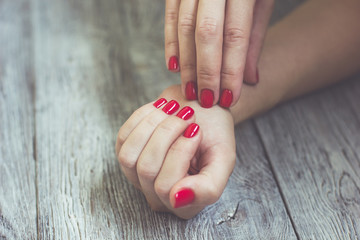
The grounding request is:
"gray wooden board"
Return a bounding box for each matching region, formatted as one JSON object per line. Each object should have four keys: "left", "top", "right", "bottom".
{"left": 255, "top": 77, "right": 360, "bottom": 240}
{"left": 0, "top": 1, "right": 37, "bottom": 239}
{"left": 2, "top": 0, "right": 359, "bottom": 239}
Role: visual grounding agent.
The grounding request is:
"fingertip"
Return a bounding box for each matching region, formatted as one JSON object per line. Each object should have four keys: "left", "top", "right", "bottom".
{"left": 168, "top": 56, "right": 180, "bottom": 72}
{"left": 199, "top": 88, "right": 215, "bottom": 108}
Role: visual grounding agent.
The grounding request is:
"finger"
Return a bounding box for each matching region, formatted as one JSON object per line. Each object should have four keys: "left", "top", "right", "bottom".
{"left": 115, "top": 98, "right": 167, "bottom": 157}
{"left": 178, "top": 0, "right": 198, "bottom": 100}
{"left": 165, "top": 0, "right": 181, "bottom": 72}
{"left": 169, "top": 145, "right": 236, "bottom": 219}
{"left": 219, "top": 0, "right": 255, "bottom": 108}
{"left": 195, "top": 0, "right": 226, "bottom": 108}
{"left": 244, "top": 0, "right": 274, "bottom": 85}
{"left": 154, "top": 123, "right": 202, "bottom": 209}
{"left": 136, "top": 107, "right": 195, "bottom": 210}
{"left": 118, "top": 100, "right": 180, "bottom": 189}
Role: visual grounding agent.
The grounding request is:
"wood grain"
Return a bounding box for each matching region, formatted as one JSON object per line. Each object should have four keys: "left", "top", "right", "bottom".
{"left": 255, "top": 77, "right": 360, "bottom": 239}
{"left": 0, "top": 1, "right": 37, "bottom": 239}
{"left": 1, "top": 0, "right": 359, "bottom": 239}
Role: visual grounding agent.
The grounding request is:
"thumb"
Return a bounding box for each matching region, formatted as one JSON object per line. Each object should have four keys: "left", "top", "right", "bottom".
{"left": 169, "top": 144, "right": 236, "bottom": 219}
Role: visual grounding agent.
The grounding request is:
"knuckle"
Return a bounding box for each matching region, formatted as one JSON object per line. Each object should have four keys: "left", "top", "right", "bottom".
{"left": 144, "top": 115, "right": 161, "bottom": 129}
{"left": 180, "top": 62, "right": 196, "bottom": 72}
{"left": 221, "top": 67, "right": 241, "bottom": 79}
{"left": 158, "top": 120, "right": 182, "bottom": 134}
{"left": 178, "top": 13, "right": 196, "bottom": 35}
{"left": 168, "top": 142, "right": 188, "bottom": 158}
{"left": 118, "top": 149, "right": 136, "bottom": 169}
{"left": 223, "top": 27, "right": 247, "bottom": 47}
{"left": 166, "top": 39, "right": 179, "bottom": 49}
{"left": 165, "top": 9, "right": 178, "bottom": 23}
{"left": 137, "top": 163, "right": 158, "bottom": 182}
{"left": 197, "top": 17, "right": 220, "bottom": 42}
{"left": 197, "top": 67, "right": 218, "bottom": 83}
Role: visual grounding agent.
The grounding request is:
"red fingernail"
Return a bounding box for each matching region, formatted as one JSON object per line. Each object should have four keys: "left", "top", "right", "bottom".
{"left": 185, "top": 81, "right": 197, "bottom": 100}
{"left": 256, "top": 68, "right": 259, "bottom": 83}
{"left": 153, "top": 98, "right": 167, "bottom": 108}
{"left": 174, "top": 188, "right": 195, "bottom": 208}
{"left": 183, "top": 123, "right": 199, "bottom": 138}
{"left": 219, "top": 89, "right": 233, "bottom": 108}
{"left": 176, "top": 106, "right": 194, "bottom": 120}
{"left": 200, "top": 89, "right": 214, "bottom": 108}
{"left": 162, "top": 100, "right": 180, "bottom": 115}
{"left": 168, "top": 56, "right": 179, "bottom": 71}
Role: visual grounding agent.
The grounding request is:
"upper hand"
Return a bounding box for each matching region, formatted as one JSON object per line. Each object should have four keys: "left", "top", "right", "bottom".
{"left": 164, "top": 0, "right": 274, "bottom": 108}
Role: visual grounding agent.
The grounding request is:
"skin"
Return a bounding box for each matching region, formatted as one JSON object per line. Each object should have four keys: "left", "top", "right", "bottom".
{"left": 117, "top": 0, "right": 360, "bottom": 219}
{"left": 165, "top": 0, "right": 274, "bottom": 106}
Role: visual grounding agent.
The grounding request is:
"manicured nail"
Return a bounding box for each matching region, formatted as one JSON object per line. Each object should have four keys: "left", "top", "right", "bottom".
{"left": 162, "top": 100, "right": 180, "bottom": 115}
{"left": 183, "top": 123, "right": 199, "bottom": 138}
{"left": 153, "top": 98, "right": 167, "bottom": 108}
{"left": 185, "top": 81, "right": 197, "bottom": 100}
{"left": 174, "top": 188, "right": 195, "bottom": 208}
{"left": 256, "top": 68, "right": 259, "bottom": 83}
{"left": 168, "top": 56, "right": 179, "bottom": 71}
{"left": 200, "top": 89, "right": 214, "bottom": 108}
{"left": 176, "top": 106, "right": 194, "bottom": 120}
{"left": 219, "top": 89, "right": 233, "bottom": 108}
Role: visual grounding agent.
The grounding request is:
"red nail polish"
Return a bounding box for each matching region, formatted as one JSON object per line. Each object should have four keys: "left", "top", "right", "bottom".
{"left": 168, "top": 56, "right": 179, "bottom": 71}
{"left": 219, "top": 89, "right": 233, "bottom": 108}
{"left": 185, "top": 81, "right": 197, "bottom": 100}
{"left": 153, "top": 98, "right": 167, "bottom": 108}
{"left": 176, "top": 106, "right": 194, "bottom": 120}
{"left": 183, "top": 123, "right": 199, "bottom": 138}
{"left": 162, "top": 100, "right": 180, "bottom": 115}
{"left": 200, "top": 89, "right": 214, "bottom": 108}
{"left": 174, "top": 188, "right": 195, "bottom": 208}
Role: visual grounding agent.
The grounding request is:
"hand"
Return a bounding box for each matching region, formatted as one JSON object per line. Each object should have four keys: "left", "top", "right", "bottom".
{"left": 115, "top": 85, "right": 235, "bottom": 219}
{"left": 164, "top": 0, "right": 274, "bottom": 108}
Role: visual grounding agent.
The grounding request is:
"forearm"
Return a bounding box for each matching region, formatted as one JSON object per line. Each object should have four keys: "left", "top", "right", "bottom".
{"left": 231, "top": 0, "right": 360, "bottom": 124}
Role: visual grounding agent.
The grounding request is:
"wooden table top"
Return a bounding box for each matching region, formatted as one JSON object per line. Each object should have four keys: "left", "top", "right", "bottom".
{"left": 1, "top": 0, "right": 359, "bottom": 239}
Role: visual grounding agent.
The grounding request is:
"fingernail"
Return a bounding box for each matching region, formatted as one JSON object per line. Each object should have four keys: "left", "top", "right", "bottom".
{"left": 256, "top": 68, "right": 259, "bottom": 83}
{"left": 162, "top": 100, "right": 180, "bottom": 115}
{"left": 174, "top": 188, "right": 195, "bottom": 208}
{"left": 176, "top": 106, "right": 194, "bottom": 120}
{"left": 153, "top": 98, "right": 167, "bottom": 108}
{"left": 200, "top": 89, "right": 214, "bottom": 108}
{"left": 168, "top": 56, "right": 179, "bottom": 71}
{"left": 185, "top": 81, "right": 197, "bottom": 100}
{"left": 219, "top": 89, "right": 233, "bottom": 108}
{"left": 183, "top": 123, "right": 199, "bottom": 138}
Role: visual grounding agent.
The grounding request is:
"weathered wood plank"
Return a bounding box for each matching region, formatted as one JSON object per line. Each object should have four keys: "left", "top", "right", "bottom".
{"left": 0, "top": 1, "right": 37, "bottom": 239}
{"left": 33, "top": 0, "right": 296, "bottom": 239}
{"left": 255, "top": 77, "right": 360, "bottom": 239}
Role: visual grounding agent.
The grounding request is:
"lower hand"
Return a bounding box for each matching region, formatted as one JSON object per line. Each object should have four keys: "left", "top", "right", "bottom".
{"left": 115, "top": 85, "right": 235, "bottom": 219}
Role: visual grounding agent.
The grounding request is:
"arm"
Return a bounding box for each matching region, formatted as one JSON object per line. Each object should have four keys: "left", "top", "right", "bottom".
{"left": 230, "top": 0, "right": 360, "bottom": 123}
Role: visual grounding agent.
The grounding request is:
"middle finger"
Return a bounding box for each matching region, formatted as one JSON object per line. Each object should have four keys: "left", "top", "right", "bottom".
{"left": 195, "top": 0, "right": 226, "bottom": 108}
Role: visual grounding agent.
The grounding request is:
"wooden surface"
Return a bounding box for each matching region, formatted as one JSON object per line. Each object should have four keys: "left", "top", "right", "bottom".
{"left": 1, "top": 0, "right": 359, "bottom": 239}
